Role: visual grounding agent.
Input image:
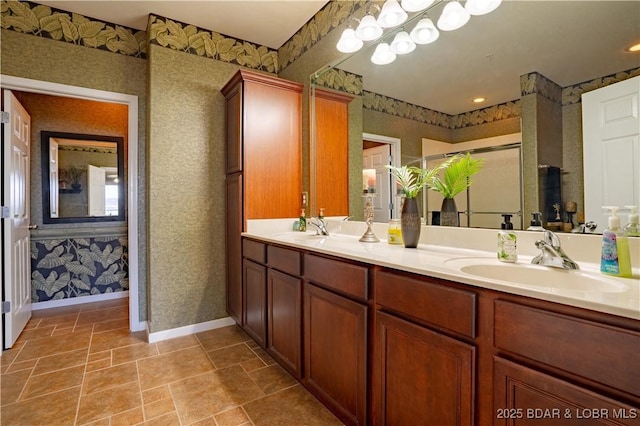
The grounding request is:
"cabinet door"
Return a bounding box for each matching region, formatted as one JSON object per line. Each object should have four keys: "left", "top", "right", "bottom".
{"left": 225, "top": 173, "right": 243, "bottom": 324}
{"left": 243, "top": 259, "right": 267, "bottom": 347}
{"left": 267, "top": 269, "right": 302, "bottom": 379}
{"left": 373, "top": 311, "right": 475, "bottom": 426}
{"left": 494, "top": 357, "right": 639, "bottom": 426}
{"left": 304, "top": 282, "right": 367, "bottom": 426}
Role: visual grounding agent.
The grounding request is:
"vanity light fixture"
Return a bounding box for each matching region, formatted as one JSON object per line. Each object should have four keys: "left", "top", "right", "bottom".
{"left": 465, "top": 0, "right": 502, "bottom": 16}
{"left": 371, "top": 43, "right": 397, "bottom": 65}
{"left": 337, "top": 28, "right": 364, "bottom": 53}
{"left": 437, "top": 1, "right": 471, "bottom": 31}
{"left": 377, "top": 0, "right": 409, "bottom": 28}
{"left": 410, "top": 17, "right": 439, "bottom": 44}
{"left": 390, "top": 31, "right": 417, "bottom": 54}
{"left": 401, "top": 0, "right": 436, "bottom": 13}
{"left": 356, "top": 14, "right": 384, "bottom": 41}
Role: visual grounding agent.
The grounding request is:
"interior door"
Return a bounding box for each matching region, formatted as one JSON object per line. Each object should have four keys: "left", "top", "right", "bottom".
{"left": 49, "top": 138, "right": 59, "bottom": 218}
{"left": 582, "top": 76, "right": 640, "bottom": 226}
{"left": 2, "top": 90, "right": 32, "bottom": 349}
{"left": 88, "top": 164, "right": 106, "bottom": 216}
{"left": 363, "top": 144, "right": 392, "bottom": 222}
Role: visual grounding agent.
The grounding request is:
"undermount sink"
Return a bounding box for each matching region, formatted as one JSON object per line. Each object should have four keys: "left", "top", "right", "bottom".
{"left": 445, "top": 258, "right": 629, "bottom": 294}
{"left": 268, "top": 231, "right": 358, "bottom": 244}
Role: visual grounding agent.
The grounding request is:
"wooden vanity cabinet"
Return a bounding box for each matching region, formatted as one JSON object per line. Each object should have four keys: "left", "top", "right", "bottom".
{"left": 267, "top": 245, "right": 302, "bottom": 379}
{"left": 223, "top": 70, "right": 303, "bottom": 325}
{"left": 303, "top": 254, "right": 369, "bottom": 426}
{"left": 373, "top": 269, "right": 477, "bottom": 426}
{"left": 242, "top": 239, "right": 267, "bottom": 347}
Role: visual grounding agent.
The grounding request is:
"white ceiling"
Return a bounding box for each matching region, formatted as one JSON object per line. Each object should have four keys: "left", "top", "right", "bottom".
{"left": 32, "top": 1, "right": 640, "bottom": 115}
{"left": 35, "top": 0, "right": 329, "bottom": 48}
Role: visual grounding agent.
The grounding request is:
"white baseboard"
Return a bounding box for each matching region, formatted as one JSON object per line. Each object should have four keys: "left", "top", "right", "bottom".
{"left": 31, "top": 291, "right": 129, "bottom": 311}
{"left": 147, "top": 316, "right": 237, "bottom": 343}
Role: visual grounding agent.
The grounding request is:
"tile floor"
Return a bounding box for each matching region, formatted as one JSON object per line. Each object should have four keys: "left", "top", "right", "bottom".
{"left": 0, "top": 298, "right": 342, "bottom": 425}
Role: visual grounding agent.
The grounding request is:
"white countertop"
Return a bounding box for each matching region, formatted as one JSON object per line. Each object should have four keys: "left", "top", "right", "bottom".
{"left": 244, "top": 219, "right": 640, "bottom": 321}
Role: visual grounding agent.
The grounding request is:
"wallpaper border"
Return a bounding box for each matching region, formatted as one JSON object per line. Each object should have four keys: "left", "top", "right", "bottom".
{"left": 1, "top": 0, "right": 146, "bottom": 58}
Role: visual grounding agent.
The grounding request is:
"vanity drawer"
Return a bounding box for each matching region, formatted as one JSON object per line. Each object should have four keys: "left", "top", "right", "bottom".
{"left": 267, "top": 245, "right": 301, "bottom": 277}
{"left": 304, "top": 254, "right": 368, "bottom": 300}
{"left": 243, "top": 239, "right": 266, "bottom": 264}
{"left": 375, "top": 269, "right": 476, "bottom": 339}
{"left": 494, "top": 300, "right": 640, "bottom": 397}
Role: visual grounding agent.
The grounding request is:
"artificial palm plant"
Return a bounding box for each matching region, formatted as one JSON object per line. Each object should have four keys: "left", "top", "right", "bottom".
{"left": 428, "top": 153, "right": 485, "bottom": 199}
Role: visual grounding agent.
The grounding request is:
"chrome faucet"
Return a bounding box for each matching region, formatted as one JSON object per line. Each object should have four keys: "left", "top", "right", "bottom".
{"left": 308, "top": 217, "right": 330, "bottom": 236}
{"left": 531, "top": 230, "right": 579, "bottom": 270}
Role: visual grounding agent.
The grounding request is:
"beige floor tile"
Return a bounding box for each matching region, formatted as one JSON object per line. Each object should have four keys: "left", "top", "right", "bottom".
{"left": 76, "top": 381, "right": 142, "bottom": 425}
{"left": 82, "top": 362, "right": 138, "bottom": 395}
{"left": 241, "top": 357, "right": 268, "bottom": 372}
{"left": 250, "top": 346, "right": 277, "bottom": 366}
{"left": 112, "top": 342, "right": 158, "bottom": 365}
{"left": 156, "top": 334, "right": 199, "bottom": 354}
{"left": 196, "top": 325, "right": 251, "bottom": 351}
{"left": 82, "top": 418, "right": 111, "bottom": 426}
{"left": 142, "top": 385, "right": 172, "bottom": 404}
{"left": 190, "top": 416, "right": 220, "bottom": 425}
{"left": 243, "top": 385, "right": 343, "bottom": 426}
{"left": 143, "top": 396, "right": 176, "bottom": 420}
{"left": 21, "top": 364, "right": 85, "bottom": 400}
{"left": 214, "top": 407, "right": 251, "bottom": 426}
{"left": 110, "top": 406, "right": 144, "bottom": 426}
{"left": 249, "top": 364, "right": 296, "bottom": 395}
{"left": 77, "top": 305, "right": 128, "bottom": 326}
{"left": 93, "top": 317, "right": 130, "bottom": 333}
{"left": 207, "top": 343, "right": 259, "bottom": 369}
{"left": 86, "top": 358, "right": 112, "bottom": 373}
{"left": 137, "top": 346, "right": 214, "bottom": 390}
{"left": 15, "top": 330, "right": 92, "bottom": 362}
{"left": 5, "top": 358, "right": 37, "bottom": 373}
{"left": 1, "top": 386, "right": 81, "bottom": 425}
{"left": 14, "top": 325, "right": 56, "bottom": 343}
{"left": 87, "top": 350, "right": 111, "bottom": 363}
{"left": 32, "top": 348, "right": 88, "bottom": 375}
{"left": 171, "top": 365, "right": 265, "bottom": 425}
{"left": 138, "top": 411, "right": 181, "bottom": 426}
{"left": 1, "top": 369, "right": 32, "bottom": 405}
{"left": 89, "top": 328, "right": 146, "bottom": 353}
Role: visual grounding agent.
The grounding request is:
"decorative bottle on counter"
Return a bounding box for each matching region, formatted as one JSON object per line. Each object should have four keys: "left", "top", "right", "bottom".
{"left": 497, "top": 214, "right": 517, "bottom": 262}
{"left": 299, "top": 209, "right": 307, "bottom": 232}
{"left": 387, "top": 219, "right": 403, "bottom": 245}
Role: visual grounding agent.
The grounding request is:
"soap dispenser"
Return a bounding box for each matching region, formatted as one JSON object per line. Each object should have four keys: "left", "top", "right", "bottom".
{"left": 299, "top": 208, "right": 307, "bottom": 232}
{"left": 624, "top": 205, "right": 640, "bottom": 237}
{"left": 600, "top": 206, "right": 631, "bottom": 278}
{"left": 498, "top": 214, "right": 517, "bottom": 262}
{"left": 526, "top": 212, "right": 544, "bottom": 231}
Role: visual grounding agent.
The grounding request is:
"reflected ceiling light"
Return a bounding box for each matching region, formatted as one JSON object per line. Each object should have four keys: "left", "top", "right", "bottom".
{"left": 473, "top": 97, "right": 486, "bottom": 103}
{"left": 371, "top": 43, "right": 397, "bottom": 65}
{"left": 390, "top": 31, "right": 416, "bottom": 54}
{"left": 356, "top": 15, "right": 384, "bottom": 41}
{"left": 377, "top": 0, "right": 408, "bottom": 28}
{"left": 437, "top": 1, "right": 471, "bottom": 31}
{"left": 410, "top": 17, "right": 439, "bottom": 44}
{"left": 465, "top": 0, "right": 502, "bottom": 16}
{"left": 401, "top": 0, "right": 436, "bottom": 13}
{"left": 628, "top": 43, "right": 640, "bottom": 52}
{"left": 337, "top": 28, "right": 364, "bottom": 53}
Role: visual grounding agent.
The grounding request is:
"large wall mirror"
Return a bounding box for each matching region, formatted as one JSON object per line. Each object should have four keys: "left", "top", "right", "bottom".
{"left": 310, "top": 0, "right": 640, "bottom": 231}
{"left": 41, "top": 131, "right": 125, "bottom": 224}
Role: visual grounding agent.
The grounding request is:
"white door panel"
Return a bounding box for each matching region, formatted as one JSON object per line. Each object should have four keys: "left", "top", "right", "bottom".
{"left": 583, "top": 76, "right": 640, "bottom": 226}
{"left": 88, "top": 164, "right": 106, "bottom": 216}
{"left": 363, "top": 144, "right": 392, "bottom": 222}
{"left": 3, "top": 90, "right": 32, "bottom": 349}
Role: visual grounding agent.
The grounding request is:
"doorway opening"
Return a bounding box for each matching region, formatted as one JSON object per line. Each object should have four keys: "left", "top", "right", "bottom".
{"left": 362, "top": 132, "right": 401, "bottom": 222}
{"left": 1, "top": 75, "right": 143, "bottom": 346}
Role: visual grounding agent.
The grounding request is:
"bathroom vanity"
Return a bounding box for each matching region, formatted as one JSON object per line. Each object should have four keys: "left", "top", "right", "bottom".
{"left": 238, "top": 223, "right": 639, "bottom": 426}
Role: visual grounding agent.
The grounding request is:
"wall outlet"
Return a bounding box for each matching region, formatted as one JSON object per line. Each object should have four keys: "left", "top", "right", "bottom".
{"left": 301, "top": 192, "right": 308, "bottom": 207}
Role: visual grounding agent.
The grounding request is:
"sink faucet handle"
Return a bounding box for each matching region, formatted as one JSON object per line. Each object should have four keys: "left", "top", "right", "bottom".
{"left": 544, "top": 230, "right": 561, "bottom": 248}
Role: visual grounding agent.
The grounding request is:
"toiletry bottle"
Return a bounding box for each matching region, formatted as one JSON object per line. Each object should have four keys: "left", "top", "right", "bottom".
{"left": 624, "top": 205, "right": 640, "bottom": 237}
{"left": 526, "top": 212, "right": 544, "bottom": 231}
{"left": 299, "top": 209, "right": 307, "bottom": 232}
{"left": 600, "top": 206, "right": 631, "bottom": 278}
{"left": 318, "top": 208, "right": 325, "bottom": 221}
{"left": 498, "top": 214, "right": 517, "bottom": 262}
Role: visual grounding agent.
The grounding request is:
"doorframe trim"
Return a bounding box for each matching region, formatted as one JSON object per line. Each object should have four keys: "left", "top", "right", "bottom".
{"left": 0, "top": 75, "right": 144, "bottom": 332}
{"left": 363, "top": 132, "right": 401, "bottom": 218}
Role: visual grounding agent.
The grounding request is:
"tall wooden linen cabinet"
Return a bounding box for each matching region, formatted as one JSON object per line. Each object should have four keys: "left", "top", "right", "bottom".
{"left": 222, "top": 70, "right": 303, "bottom": 325}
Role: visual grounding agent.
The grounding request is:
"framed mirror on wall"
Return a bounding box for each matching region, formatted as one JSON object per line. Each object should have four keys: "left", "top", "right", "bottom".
{"left": 41, "top": 131, "right": 125, "bottom": 224}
